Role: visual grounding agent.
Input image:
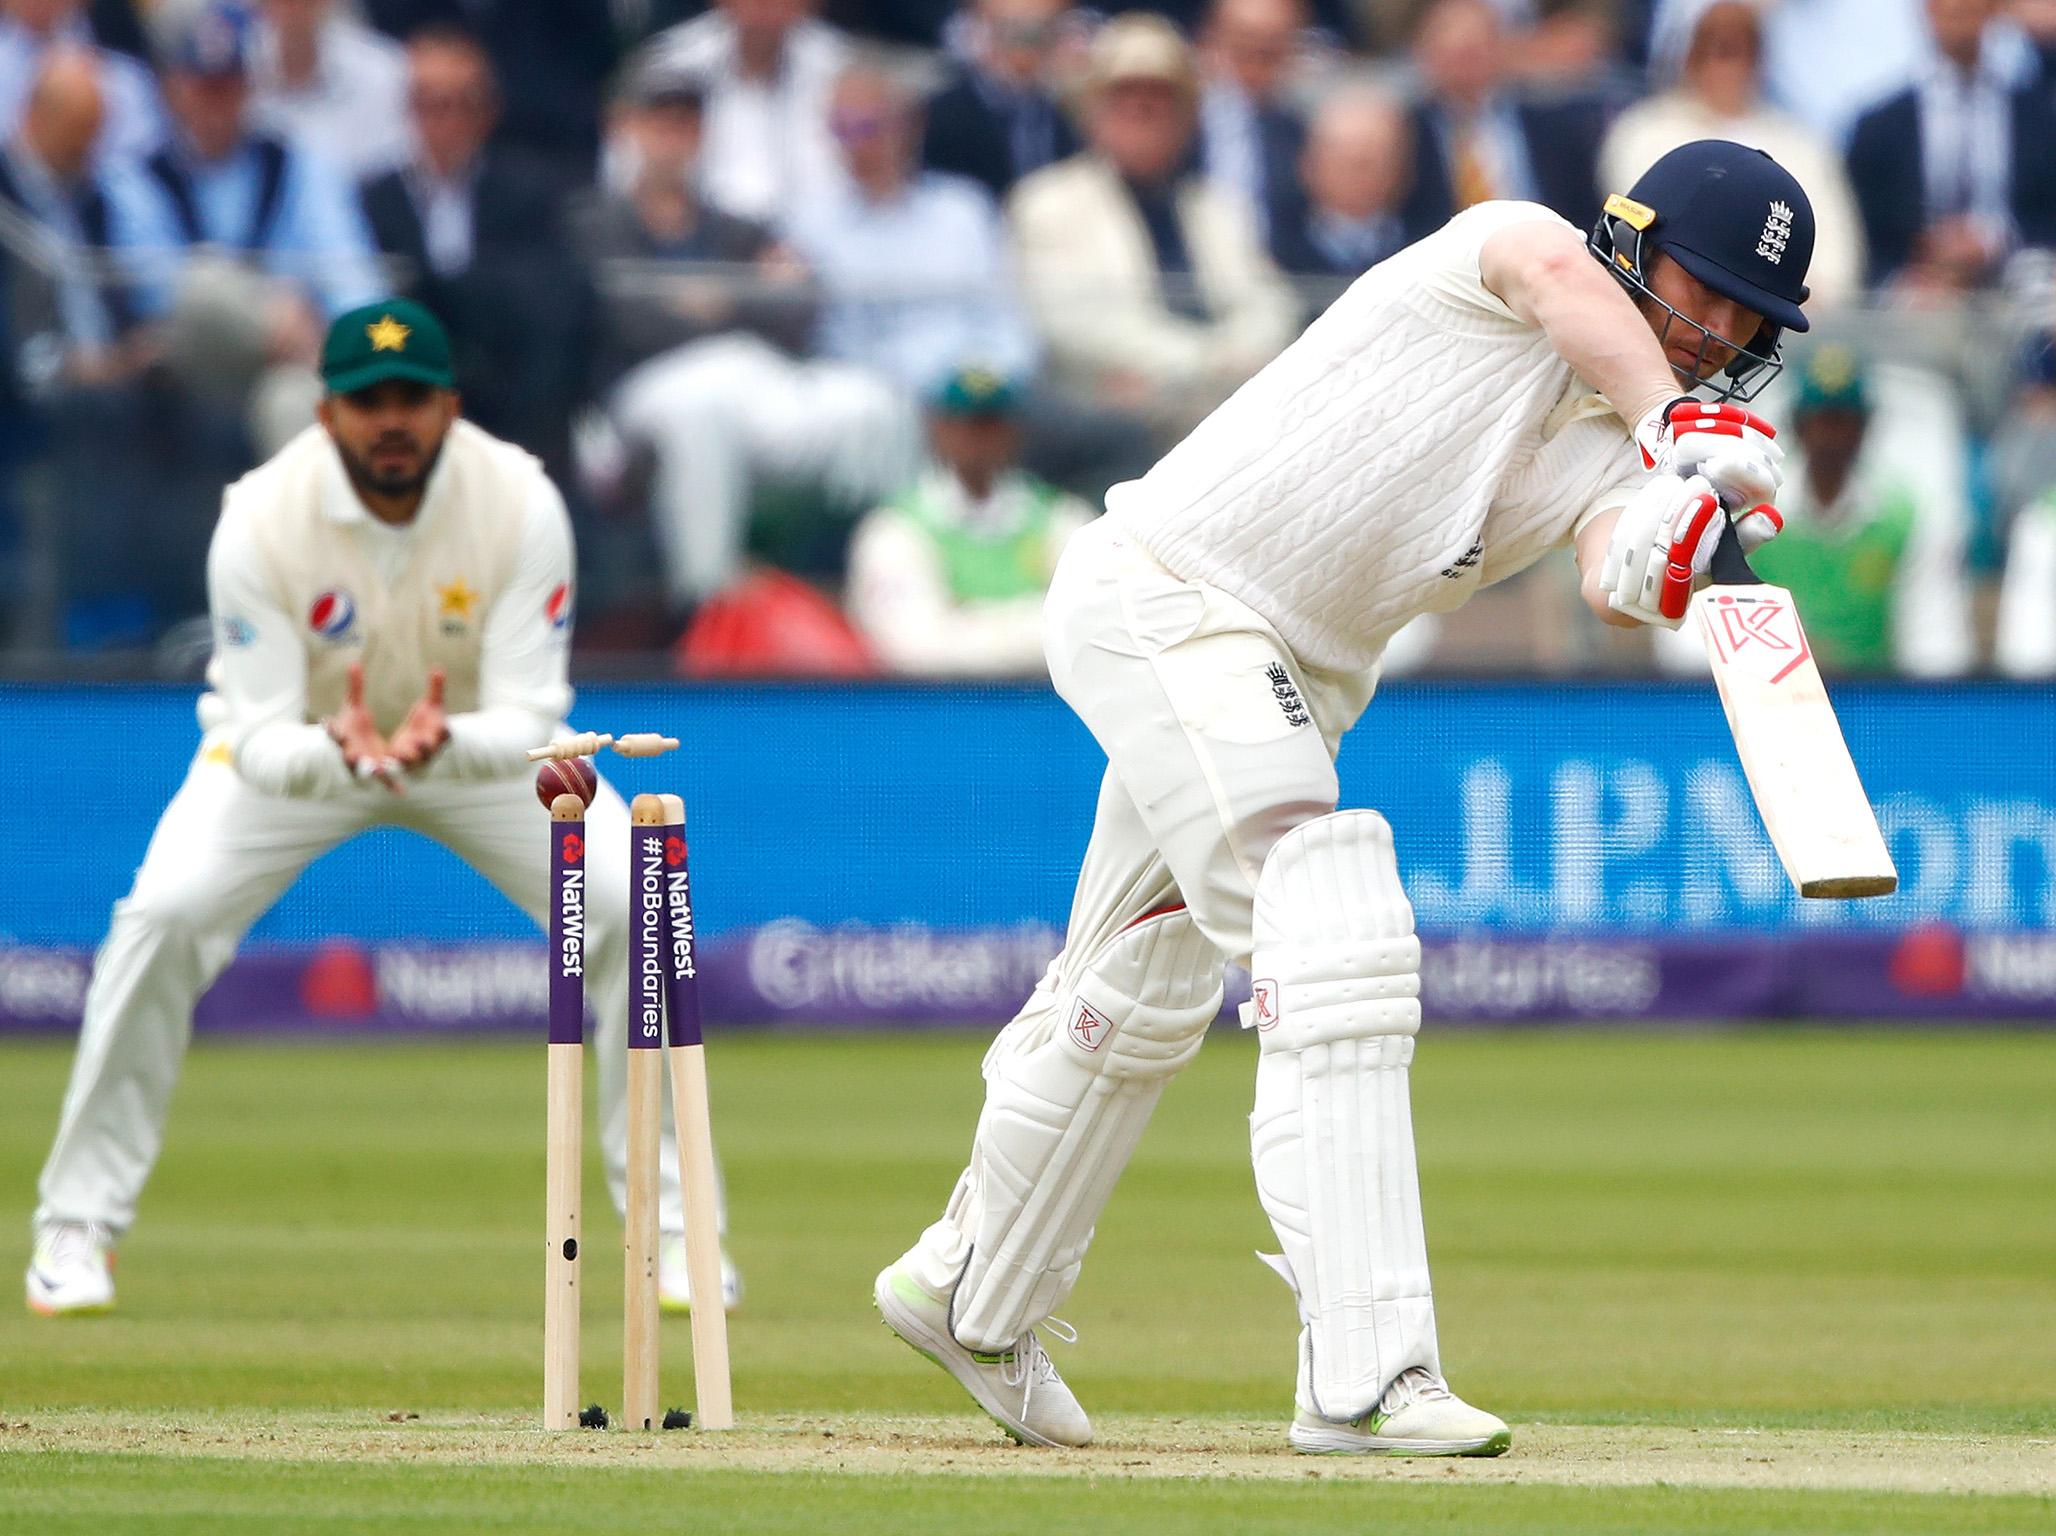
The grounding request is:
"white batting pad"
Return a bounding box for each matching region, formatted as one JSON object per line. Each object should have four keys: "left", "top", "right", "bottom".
{"left": 1248, "top": 811, "right": 1440, "bottom": 1420}
{"left": 943, "top": 909, "right": 1223, "bottom": 1350}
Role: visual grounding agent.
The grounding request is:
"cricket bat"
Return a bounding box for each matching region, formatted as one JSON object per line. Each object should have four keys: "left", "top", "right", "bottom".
{"left": 1693, "top": 523, "right": 1898, "bottom": 899}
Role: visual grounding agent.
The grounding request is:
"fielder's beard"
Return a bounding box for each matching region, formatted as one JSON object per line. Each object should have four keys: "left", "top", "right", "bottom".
{"left": 339, "top": 432, "right": 448, "bottom": 503}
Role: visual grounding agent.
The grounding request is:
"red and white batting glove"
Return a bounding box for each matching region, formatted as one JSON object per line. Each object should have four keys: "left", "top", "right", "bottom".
{"left": 1600, "top": 473, "right": 1784, "bottom": 627}
{"left": 1635, "top": 397, "right": 1786, "bottom": 511}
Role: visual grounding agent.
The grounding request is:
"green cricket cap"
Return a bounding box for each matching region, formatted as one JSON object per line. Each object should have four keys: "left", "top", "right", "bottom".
{"left": 321, "top": 299, "right": 456, "bottom": 394}
{"left": 1793, "top": 344, "right": 1868, "bottom": 417}
{"left": 930, "top": 365, "right": 1021, "bottom": 417}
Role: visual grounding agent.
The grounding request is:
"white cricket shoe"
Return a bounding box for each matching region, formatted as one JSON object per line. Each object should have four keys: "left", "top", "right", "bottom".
{"left": 658, "top": 1234, "right": 743, "bottom": 1313}
{"left": 1290, "top": 1367, "right": 1511, "bottom": 1456}
{"left": 25, "top": 1221, "right": 116, "bottom": 1317}
{"left": 873, "top": 1261, "right": 1092, "bottom": 1448}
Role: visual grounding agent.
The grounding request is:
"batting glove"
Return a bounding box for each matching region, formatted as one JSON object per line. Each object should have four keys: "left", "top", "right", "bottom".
{"left": 1635, "top": 397, "right": 1786, "bottom": 511}
{"left": 1599, "top": 472, "right": 1783, "bottom": 627}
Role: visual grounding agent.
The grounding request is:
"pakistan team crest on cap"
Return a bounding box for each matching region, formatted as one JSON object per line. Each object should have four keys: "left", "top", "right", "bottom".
{"left": 308, "top": 589, "right": 357, "bottom": 640}
{"left": 365, "top": 313, "right": 411, "bottom": 351}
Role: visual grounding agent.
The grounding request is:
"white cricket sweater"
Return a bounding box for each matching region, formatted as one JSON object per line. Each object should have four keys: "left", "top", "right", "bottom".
{"left": 200, "top": 420, "right": 576, "bottom": 797}
{"left": 1106, "top": 201, "right": 1645, "bottom": 674}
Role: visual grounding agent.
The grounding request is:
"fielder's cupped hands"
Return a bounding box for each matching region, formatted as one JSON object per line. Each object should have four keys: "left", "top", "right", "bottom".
{"left": 325, "top": 660, "right": 405, "bottom": 792}
{"left": 1600, "top": 473, "right": 1785, "bottom": 626}
{"left": 386, "top": 668, "right": 450, "bottom": 773}
{"left": 1635, "top": 397, "right": 1785, "bottom": 511}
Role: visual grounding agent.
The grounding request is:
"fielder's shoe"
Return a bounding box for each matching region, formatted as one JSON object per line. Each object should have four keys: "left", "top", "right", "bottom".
{"left": 25, "top": 1221, "right": 116, "bottom": 1317}
{"left": 1290, "top": 1367, "right": 1511, "bottom": 1457}
{"left": 873, "top": 1261, "right": 1092, "bottom": 1448}
{"left": 658, "top": 1234, "right": 743, "bottom": 1313}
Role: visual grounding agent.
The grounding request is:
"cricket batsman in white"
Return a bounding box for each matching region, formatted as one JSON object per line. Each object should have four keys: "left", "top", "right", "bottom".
{"left": 875, "top": 140, "right": 1816, "bottom": 1454}
{"left": 27, "top": 299, "right": 737, "bottom": 1317}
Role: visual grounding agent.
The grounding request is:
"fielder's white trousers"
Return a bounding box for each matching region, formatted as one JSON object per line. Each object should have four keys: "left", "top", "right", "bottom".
{"left": 34, "top": 745, "right": 702, "bottom": 1241}
{"left": 612, "top": 335, "right": 919, "bottom": 604}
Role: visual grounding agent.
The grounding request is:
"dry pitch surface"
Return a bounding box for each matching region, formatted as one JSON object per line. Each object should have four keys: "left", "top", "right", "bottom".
{"left": 6, "top": 1412, "right": 2053, "bottom": 1497}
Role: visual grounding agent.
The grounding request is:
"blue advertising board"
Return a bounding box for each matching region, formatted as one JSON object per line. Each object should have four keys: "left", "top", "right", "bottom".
{"left": 0, "top": 681, "right": 2050, "bottom": 1029}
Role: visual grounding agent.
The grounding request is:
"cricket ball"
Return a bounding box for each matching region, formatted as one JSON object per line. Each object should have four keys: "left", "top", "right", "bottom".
{"left": 536, "top": 755, "right": 598, "bottom": 809}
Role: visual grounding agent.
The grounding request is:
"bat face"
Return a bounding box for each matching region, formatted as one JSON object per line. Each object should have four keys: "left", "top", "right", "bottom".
{"left": 1693, "top": 574, "right": 1899, "bottom": 900}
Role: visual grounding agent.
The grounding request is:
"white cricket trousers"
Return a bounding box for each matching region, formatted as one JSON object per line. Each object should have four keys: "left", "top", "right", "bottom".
{"left": 34, "top": 747, "right": 703, "bottom": 1241}
{"left": 612, "top": 335, "right": 919, "bottom": 605}
{"left": 900, "top": 517, "right": 1383, "bottom": 1306}
{"left": 1043, "top": 518, "right": 1378, "bottom": 969}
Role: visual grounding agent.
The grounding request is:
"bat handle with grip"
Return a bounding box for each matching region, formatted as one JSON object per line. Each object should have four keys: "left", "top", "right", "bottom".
{"left": 1709, "top": 513, "right": 1765, "bottom": 587}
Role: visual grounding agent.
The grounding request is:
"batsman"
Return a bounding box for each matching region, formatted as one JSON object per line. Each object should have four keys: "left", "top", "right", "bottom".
{"left": 876, "top": 140, "right": 1815, "bottom": 1454}
{"left": 27, "top": 301, "right": 736, "bottom": 1318}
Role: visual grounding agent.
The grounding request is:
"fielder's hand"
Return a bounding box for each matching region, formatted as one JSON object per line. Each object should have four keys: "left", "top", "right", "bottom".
{"left": 1635, "top": 397, "right": 1785, "bottom": 511}
{"left": 325, "top": 661, "right": 403, "bottom": 792}
{"left": 387, "top": 667, "right": 450, "bottom": 772}
{"left": 1601, "top": 474, "right": 1786, "bottom": 626}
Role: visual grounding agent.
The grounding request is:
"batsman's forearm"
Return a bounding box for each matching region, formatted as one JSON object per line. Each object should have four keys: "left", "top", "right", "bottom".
{"left": 1516, "top": 242, "right": 1679, "bottom": 427}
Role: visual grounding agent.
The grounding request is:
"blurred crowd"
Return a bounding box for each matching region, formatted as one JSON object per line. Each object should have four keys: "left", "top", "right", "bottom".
{"left": 5, "top": 0, "right": 2056, "bottom": 677}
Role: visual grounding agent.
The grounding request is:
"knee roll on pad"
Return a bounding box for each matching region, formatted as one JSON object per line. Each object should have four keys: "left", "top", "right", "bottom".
{"left": 948, "top": 908, "right": 1223, "bottom": 1350}
{"left": 1248, "top": 811, "right": 1440, "bottom": 1420}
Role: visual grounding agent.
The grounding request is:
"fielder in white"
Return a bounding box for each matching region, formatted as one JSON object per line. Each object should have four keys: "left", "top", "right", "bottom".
{"left": 26, "top": 299, "right": 737, "bottom": 1318}
{"left": 875, "top": 140, "right": 1818, "bottom": 1454}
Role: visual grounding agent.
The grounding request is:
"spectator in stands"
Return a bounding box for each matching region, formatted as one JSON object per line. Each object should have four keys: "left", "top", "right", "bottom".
{"left": 1846, "top": 0, "right": 2056, "bottom": 292}
{"left": 359, "top": 26, "right": 588, "bottom": 479}
{"left": 1681, "top": 0, "right": 1963, "bottom": 144}
{"left": 1514, "top": 0, "right": 1635, "bottom": 92}
{"left": 1, "top": 45, "right": 162, "bottom": 646}
{"left": 250, "top": 0, "right": 411, "bottom": 180}
{"left": 0, "top": 0, "right": 162, "bottom": 162}
{"left": 1996, "top": 491, "right": 2056, "bottom": 674}
{"left": 1400, "top": 0, "right": 1611, "bottom": 231}
{"left": 1599, "top": 1, "right": 1863, "bottom": 309}
{"left": 584, "top": 53, "right": 913, "bottom": 613}
{"left": 1, "top": 44, "right": 142, "bottom": 391}
{"left": 107, "top": 1, "right": 380, "bottom": 467}
{"left": 1997, "top": 515, "right": 2056, "bottom": 673}
{"left": 1656, "top": 347, "right": 1976, "bottom": 677}
{"left": 1267, "top": 83, "right": 1416, "bottom": 311}
{"left": 847, "top": 364, "right": 1091, "bottom": 675}
{"left": 360, "top": 1, "right": 619, "bottom": 185}
{"left": 116, "top": 3, "right": 381, "bottom": 325}
{"left": 1992, "top": 332, "right": 2056, "bottom": 673}
{"left": 1009, "top": 14, "right": 1296, "bottom": 436}
{"left": 920, "top": 0, "right": 1078, "bottom": 200}
{"left": 786, "top": 54, "right": 1037, "bottom": 396}
{"left": 1197, "top": 0, "right": 1309, "bottom": 244}
{"left": 641, "top": 0, "right": 850, "bottom": 224}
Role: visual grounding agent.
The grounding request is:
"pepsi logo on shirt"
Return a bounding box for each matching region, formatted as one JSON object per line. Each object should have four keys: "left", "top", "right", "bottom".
{"left": 307, "top": 589, "right": 357, "bottom": 641}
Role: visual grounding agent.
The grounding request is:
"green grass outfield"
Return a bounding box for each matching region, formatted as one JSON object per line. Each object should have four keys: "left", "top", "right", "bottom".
{"left": 1, "top": 1030, "right": 2051, "bottom": 1533}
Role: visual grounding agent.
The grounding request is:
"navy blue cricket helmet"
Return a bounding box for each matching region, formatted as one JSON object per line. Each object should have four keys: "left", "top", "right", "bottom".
{"left": 1589, "top": 139, "right": 1815, "bottom": 401}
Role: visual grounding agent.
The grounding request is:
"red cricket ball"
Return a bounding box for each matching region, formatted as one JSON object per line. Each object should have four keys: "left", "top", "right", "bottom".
{"left": 536, "top": 755, "right": 598, "bottom": 809}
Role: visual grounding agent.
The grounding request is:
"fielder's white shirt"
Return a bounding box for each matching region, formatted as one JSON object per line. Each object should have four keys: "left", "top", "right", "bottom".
{"left": 1106, "top": 200, "right": 1645, "bottom": 674}
{"left": 200, "top": 421, "right": 575, "bottom": 798}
